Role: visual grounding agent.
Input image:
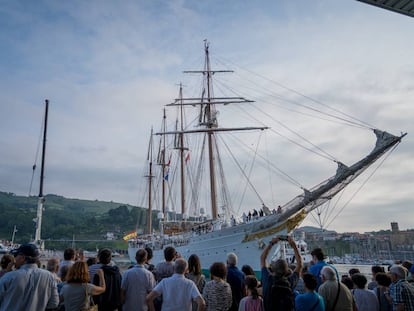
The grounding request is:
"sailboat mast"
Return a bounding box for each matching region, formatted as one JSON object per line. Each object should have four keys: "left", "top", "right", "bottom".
{"left": 179, "top": 84, "right": 187, "bottom": 216}
{"left": 161, "top": 109, "right": 167, "bottom": 218}
{"left": 34, "top": 99, "right": 49, "bottom": 249}
{"left": 204, "top": 43, "right": 219, "bottom": 220}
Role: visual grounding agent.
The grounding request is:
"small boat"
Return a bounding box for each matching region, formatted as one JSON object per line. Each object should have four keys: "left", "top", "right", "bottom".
{"left": 127, "top": 42, "right": 405, "bottom": 273}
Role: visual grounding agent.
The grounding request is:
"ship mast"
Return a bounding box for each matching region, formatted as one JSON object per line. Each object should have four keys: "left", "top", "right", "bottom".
{"left": 145, "top": 129, "right": 154, "bottom": 234}
{"left": 34, "top": 99, "right": 49, "bottom": 250}
{"left": 161, "top": 41, "right": 268, "bottom": 221}
{"left": 178, "top": 84, "right": 187, "bottom": 216}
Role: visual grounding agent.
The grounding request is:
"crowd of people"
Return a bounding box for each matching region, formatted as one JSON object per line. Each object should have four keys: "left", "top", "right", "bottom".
{"left": 1, "top": 239, "right": 414, "bottom": 311}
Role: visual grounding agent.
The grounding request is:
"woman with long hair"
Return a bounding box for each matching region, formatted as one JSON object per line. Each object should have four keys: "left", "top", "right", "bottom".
{"left": 238, "top": 275, "right": 264, "bottom": 311}
{"left": 186, "top": 254, "right": 206, "bottom": 311}
{"left": 60, "top": 261, "right": 105, "bottom": 311}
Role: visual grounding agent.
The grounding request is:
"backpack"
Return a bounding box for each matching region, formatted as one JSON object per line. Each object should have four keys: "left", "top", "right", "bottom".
{"left": 269, "top": 276, "right": 295, "bottom": 311}
{"left": 93, "top": 265, "right": 122, "bottom": 310}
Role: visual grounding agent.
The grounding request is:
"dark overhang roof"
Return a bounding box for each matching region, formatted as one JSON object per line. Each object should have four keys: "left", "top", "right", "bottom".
{"left": 357, "top": 0, "right": 414, "bottom": 18}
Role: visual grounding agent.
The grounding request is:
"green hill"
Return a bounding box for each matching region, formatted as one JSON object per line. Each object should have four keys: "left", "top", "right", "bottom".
{"left": 0, "top": 191, "right": 157, "bottom": 249}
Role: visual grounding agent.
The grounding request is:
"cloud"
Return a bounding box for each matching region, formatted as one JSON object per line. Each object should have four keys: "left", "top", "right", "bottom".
{"left": 0, "top": 0, "right": 413, "bottom": 233}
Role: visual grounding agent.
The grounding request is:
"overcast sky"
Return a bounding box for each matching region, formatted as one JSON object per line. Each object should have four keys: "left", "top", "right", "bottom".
{"left": 0, "top": 0, "right": 413, "bottom": 234}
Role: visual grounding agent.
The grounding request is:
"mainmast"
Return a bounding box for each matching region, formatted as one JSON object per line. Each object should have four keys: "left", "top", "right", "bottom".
{"left": 204, "top": 43, "right": 219, "bottom": 219}
{"left": 34, "top": 99, "right": 49, "bottom": 250}
{"left": 161, "top": 41, "right": 268, "bottom": 222}
{"left": 178, "top": 84, "right": 186, "bottom": 216}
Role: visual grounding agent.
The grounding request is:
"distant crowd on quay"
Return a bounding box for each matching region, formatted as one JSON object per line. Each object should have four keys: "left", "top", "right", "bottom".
{"left": 1, "top": 235, "right": 414, "bottom": 311}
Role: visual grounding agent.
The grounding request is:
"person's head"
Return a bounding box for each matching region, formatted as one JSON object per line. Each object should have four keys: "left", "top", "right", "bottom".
{"left": 227, "top": 252, "right": 238, "bottom": 267}
{"left": 47, "top": 257, "right": 60, "bottom": 273}
{"left": 348, "top": 268, "right": 360, "bottom": 276}
{"left": 244, "top": 275, "right": 259, "bottom": 299}
{"left": 371, "top": 265, "right": 384, "bottom": 275}
{"left": 270, "top": 259, "right": 289, "bottom": 277}
{"left": 0, "top": 254, "right": 15, "bottom": 270}
{"left": 174, "top": 258, "right": 188, "bottom": 275}
{"left": 164, "top": 246, "right": 177, "bottom": 262}
{"left": 310, "top": 248, "right": 325, "bottom": 261}
{"left": 188, "top": 254, "right": 202, "bottom": 275}
{"left": 302, "top": 273, "right": 318, "bottom": 291}
{"left": 210, "top": 262, "right": 227, "bottom": 279}
{"left": 145, "top": 247, "right": 153, "bottom": 262}
{"left": 242, "top": 264, "right": 255, "bottom": 276}
{"left": 375, "top": 272, "right": 392, "bottom": 287}
{"left": 98, "top": 248, "right": 112, "bottom": 265}
{"left": 321, "top": 265, "right": 337, "bottom": 282}
{"left": 11, "top": 243, "right": 40, "bottom": 267}
{"left": 135, "top": 249, "right": 148, "bottom": 265}
{"left": 63, "top": 248, "right": 76, "bottom": 261}
{"left": 402, "top": 261, "right": 412, "bottom": 271}
{"left": 86, "top": 257, "right": 97, "bottom": 266}
{"left": 66, "top": 261, "right": 89, "bottom": 283}
{"left": 60, "top": 265, "right": 70, "bottom": 282}
{"left": 389, "top": 265, "right": 408, "bottom": 282}
{"left": 341, "top": 276, "right": 354, "bottom": 290}
{"left": 351, "top": 273, "right": 367, "bottom": 289}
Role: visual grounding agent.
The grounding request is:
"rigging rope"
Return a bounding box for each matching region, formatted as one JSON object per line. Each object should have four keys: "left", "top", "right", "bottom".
{"left": 28, "top": 110, "right": 46, "bottom": 196}
{"left": 324, "top": 143, "right": 400, "bottom": 230}
{"left": 214, "top": 56, "right": 377, "bottom": 129}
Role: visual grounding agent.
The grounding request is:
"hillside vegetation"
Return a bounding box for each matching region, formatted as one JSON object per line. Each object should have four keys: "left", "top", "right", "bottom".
{"left": 0, "top": 191, "right": 157, "bottom": 249}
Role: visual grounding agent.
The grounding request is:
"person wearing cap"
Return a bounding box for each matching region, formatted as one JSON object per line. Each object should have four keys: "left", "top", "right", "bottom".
{"left": 0, "top": 243, "right": 59, "bottom": 311}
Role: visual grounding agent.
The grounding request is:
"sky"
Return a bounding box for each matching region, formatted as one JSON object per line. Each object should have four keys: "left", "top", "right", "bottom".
{"left": 0, "top": 0, "right": 413, "bottom": 234}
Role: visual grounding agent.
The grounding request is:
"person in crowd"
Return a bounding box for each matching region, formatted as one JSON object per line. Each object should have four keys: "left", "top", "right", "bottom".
{"left": 348, "top": 268, "right": 360, "bottom": 276}
{"left": 402, "top": 261, "right": 413, "bottom": 282}
{"left": 155, "top": 246, "right": 177, "bottom": 282}
{"left": 145, "top": 246, "right": 155, "bottom": 273}
{"left": 226, "top": 252, "right": 246, "bottom": 311}
{"left": 57, "top": 265, "right": 70, "bottom": 294}
{"left": 367, "top": 265, "right": 385, "bottom": 290}
{"left": 121, "top": 249, "right": 156, "bottom": 311}
{"left": 341, "top": 275, "right": 354, "bottom": 290}
{"left": 350, "top": 273, "right": 379, "bottom": 311}
{"left": 318, "top": 266, "right": 357, "bottom": 311}
{"left": 0, "top": 254, "right": 15, "bottom": 278}
{"left": 91, "top": 248, "right": 122, "bottom": 311}
{"left": 87, "top": 257, "right": 98, "bottom": 266}
{"left": 308, "top": 247, "right": 337, "bottom": 290}
{"left": 260, "top": 235, "right": 303, "bottom": 311}
{"left": 77, "top": 249, "right": 86, "bottom": 262}
{"left": 375, "top": 272, "right": 392, "bottom": 311}
{"left": 186, "top": 254, "right": 206, "bottom": 309}
{"left": 387, "top": 264, "right": 414, "bottom": 311}
{"left": 0, "top": 243, "right": 59, "bottom": 311}
{"left": 58, "top": 247, "right": 76, "bottom": 277}
{"left": 242, "top": 264, "right": 262, "bottom": 296}
{"left": 203, "top": 261, "right": 232, "bottom": 311}
{"left": 47, "top": 257, "right": 62, "bottom": 283}
{"left": 146, "top": 258, "right": 205, "bottom": 311}
{"left": 238, "top": 275, "right": 264, "bottom": 311}
{"left": 89, "top": 248, "right": 113, "bottom": 281}
{"left": 60, "top": 261, "right": 106, "bottom": 311}
{"left": 295, "top": 273, "right": 325, "bottom": 311}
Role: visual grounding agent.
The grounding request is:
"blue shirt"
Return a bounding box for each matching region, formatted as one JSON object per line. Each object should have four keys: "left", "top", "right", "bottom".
{"left": 226, "top": 265, "right": 245, "bottom": 310}
{"left": 0, "top": 263, "right": 59, "bottom": 311}
{"left": 295, "top": 291, "right": 325, "bottom": 311}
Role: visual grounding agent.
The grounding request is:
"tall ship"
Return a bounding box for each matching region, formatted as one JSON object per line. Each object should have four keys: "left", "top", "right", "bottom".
{"left": 127, "top": 42, "right": 405, "bottom": 272}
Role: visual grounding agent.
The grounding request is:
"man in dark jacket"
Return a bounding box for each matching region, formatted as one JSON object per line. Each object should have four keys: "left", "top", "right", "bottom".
{"left": 226, "top": 252, "right": 245, "bottom": 311}
{"left": 92, "top": 248, "right": 122, "bottom": 311}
